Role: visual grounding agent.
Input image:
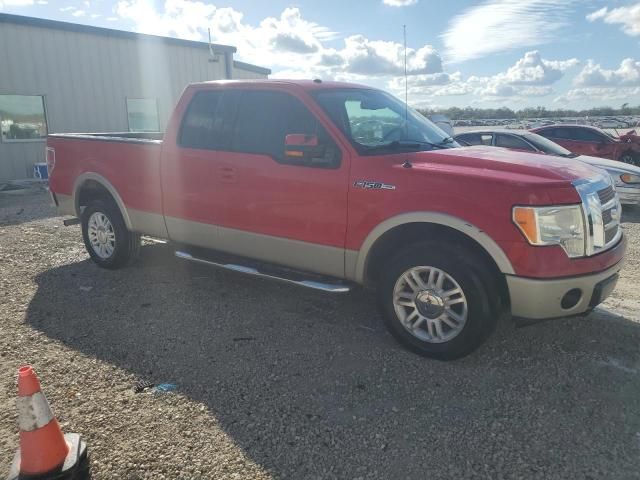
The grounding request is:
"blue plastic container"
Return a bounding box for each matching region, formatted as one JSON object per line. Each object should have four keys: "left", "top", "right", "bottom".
{"left": 33, "top": 162, "right": 48, "bottom": 180}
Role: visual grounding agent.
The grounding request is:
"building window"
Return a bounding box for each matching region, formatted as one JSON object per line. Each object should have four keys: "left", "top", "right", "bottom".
{"left": 0, "top": 95, "right": 47, "bottom": 142}
{"left": 126, "top": 98, "right": 160, "bottom": 132}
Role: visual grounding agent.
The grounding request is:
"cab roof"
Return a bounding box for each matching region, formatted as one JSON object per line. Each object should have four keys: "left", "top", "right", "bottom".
{"left": 195, "top": 79, "right": 374, "bottom": 91}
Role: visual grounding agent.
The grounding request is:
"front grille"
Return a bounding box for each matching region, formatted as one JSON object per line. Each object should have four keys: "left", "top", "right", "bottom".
{"left": 597, "top": 185, "right": 620, "bottom": 253}
{"left": 575, "top": 178, "right": 621, "bottom": 256}
{"left": 598, "top": 186, "right": 615, "bottom": 205}
{"left": 605, "top": 227, "right": 618, "bottom": 244}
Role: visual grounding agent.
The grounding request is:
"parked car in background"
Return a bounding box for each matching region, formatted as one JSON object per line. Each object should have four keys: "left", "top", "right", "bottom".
{"left": 596, "top": 119, "right": 626, "bottom": 129}
{"left": 454, "top": 130, "right": 640, "bottom": 206}
{"left": 531, "top": 125, "right": 640, "bottom": 166}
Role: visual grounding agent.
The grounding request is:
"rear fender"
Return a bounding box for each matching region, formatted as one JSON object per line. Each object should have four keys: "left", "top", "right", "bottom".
{"left": 72, "top": 172, "right": 132, "bottom": 230}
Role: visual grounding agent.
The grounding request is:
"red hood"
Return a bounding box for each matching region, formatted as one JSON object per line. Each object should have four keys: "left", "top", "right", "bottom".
{"left": 407, "top": 145, "right": 605, "bottom": 185}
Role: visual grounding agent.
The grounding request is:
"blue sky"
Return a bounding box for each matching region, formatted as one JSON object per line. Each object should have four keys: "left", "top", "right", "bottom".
{"left": 2, "top": 0, "right": 640, "bottom": 110}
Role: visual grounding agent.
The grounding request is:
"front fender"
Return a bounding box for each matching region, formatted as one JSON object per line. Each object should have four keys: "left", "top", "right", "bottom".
{"left": 348, "top": 211, "right": 515, "bottom": 284}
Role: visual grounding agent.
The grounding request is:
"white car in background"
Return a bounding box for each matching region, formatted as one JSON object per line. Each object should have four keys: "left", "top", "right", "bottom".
{"left": 454, "top": 129, "right": 640, "bottom": 206}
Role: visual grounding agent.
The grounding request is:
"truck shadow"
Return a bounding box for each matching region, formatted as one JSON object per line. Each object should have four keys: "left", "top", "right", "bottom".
{"left": 25, "top": 245, "right": 640, "bottom": 478}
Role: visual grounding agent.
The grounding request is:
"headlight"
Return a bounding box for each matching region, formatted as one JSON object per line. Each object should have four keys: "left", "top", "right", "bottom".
{"left": 513, "top": 205, "right": 585, "bottom": 257}
{"left": 621, "top": 173, "right": 640, "bottom": 185}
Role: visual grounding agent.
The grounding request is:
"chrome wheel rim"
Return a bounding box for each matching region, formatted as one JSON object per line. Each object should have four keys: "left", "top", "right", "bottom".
{"left": 393, "top": 266, "right": 468, "bottom": 343}
{"left": 88, "top": 212, "right": 116, "bottom": 259}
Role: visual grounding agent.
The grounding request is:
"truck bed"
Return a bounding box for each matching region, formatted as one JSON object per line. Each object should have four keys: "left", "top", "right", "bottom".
{"left": 47, "top": 132, "right": 165, "bottom": 237}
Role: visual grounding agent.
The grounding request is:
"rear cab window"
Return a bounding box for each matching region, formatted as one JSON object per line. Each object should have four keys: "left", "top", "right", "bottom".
{"left": 178, "top": 90, "right": 240, "bottom": 150}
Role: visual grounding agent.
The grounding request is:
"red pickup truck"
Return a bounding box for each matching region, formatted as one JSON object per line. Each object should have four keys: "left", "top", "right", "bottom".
{"left": 48, "top": 80, "right": 626, "bottom": 359}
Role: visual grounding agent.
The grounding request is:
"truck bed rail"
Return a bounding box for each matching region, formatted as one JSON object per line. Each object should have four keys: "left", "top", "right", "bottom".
{"left": 48, "top": 132, "right": 163, "bottom": 144}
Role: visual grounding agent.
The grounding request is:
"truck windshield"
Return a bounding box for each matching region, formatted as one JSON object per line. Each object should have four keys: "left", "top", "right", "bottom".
{"left": 312, "top": 88, "right": 458, "bottom": 154}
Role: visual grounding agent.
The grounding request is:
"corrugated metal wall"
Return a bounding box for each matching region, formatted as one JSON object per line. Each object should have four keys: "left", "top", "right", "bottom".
{"left": 232, "top": 66, "right": 268, "bottom": 80}
{"left": 0, "top": 21, "right": 267, "bottom": 181}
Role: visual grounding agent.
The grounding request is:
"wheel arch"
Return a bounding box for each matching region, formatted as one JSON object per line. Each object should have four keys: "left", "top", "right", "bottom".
{"left": 73, "top": 173, "right": 132, "bottom": 230}
{"left": 353, "top": 212, "right": 515, "bottom": 287}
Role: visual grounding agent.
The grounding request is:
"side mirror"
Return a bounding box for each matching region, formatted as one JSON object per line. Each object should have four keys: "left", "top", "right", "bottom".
{"left": 284, "top": 134, "right": 334, "bottom": 167}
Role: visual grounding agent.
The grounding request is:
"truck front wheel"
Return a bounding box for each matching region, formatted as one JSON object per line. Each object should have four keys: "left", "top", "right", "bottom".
{"left": 378, "top": 242, "right": 499, "bottom": 360}
{"left": 81, "top": 199, "right": 140, "bottom": 269}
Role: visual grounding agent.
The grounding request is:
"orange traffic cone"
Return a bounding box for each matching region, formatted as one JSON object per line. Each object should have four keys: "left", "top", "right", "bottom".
{"left": 8, "top": 366, "right": 89, "bottom": 480}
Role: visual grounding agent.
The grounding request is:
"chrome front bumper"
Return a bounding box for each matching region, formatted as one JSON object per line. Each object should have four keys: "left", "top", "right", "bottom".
{"left": 507, "top": 260, "right": 624, "bottom": 320}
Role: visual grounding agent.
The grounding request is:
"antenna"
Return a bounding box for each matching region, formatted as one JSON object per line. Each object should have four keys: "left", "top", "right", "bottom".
{"left": 402, "top": 24, "right": 412, "bottom": 168}
{"left": 403, "top": 25, "right": 408, "bottom": 131}
{"left": 208, "top": 28, "right": 219, "bottom": 63}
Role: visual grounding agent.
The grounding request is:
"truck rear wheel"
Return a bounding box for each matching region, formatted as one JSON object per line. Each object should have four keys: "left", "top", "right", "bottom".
{"left": 377, "top": 242, "right": 498, "bottom": 360}
{"left": 81, "top": 199, "right": 139, "bottom": 269}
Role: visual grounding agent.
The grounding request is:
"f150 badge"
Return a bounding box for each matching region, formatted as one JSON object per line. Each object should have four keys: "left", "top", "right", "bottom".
{"left": 353, "top": 180, "right": 396, "bottom": 190}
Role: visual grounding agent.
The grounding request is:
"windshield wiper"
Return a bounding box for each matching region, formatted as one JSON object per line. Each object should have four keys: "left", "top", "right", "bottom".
{"left": 364, "top": 139, "right": 450, "bottom": 152}
{"left": 438, "top": 136, "right": 455, "bottom": 145}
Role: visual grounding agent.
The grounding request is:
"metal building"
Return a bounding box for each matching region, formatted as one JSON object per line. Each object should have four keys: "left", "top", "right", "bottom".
{"left": 0, "top": 13, "right": 270, "bottom": 182}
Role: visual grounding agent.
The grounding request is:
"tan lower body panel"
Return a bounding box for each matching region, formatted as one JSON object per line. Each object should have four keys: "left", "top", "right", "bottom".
{"left": 507, "top": 260, "right": 624, "bottom": 319}
{"left": 55, "top": 193, "right": 169, "bottom": 239}
{"left": 128, "top": 209, "right": 169, "bottom": 238}
{"left": 165, "top": 216, "right": 347, "bottom": 279}
{"left": 57, "top": 197, "right": 351, "bottom": 280}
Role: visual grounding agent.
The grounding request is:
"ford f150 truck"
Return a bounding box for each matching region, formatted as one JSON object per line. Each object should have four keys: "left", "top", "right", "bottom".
{"left": 47, "top": 80, "right": 626, "bottom": 360}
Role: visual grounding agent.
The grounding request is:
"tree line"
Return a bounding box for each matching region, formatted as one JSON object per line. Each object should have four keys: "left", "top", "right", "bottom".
{"left": 417, "top": 104, "right": 640, "bottom": 120}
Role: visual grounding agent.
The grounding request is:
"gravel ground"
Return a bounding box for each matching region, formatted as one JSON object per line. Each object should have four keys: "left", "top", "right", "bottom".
{"left": 1, "top": 190, "right": 640, "bottom": 479}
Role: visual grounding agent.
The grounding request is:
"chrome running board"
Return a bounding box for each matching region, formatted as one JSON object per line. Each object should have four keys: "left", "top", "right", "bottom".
{"left": 174, "top": 250, "right": 351, "bottom": 293}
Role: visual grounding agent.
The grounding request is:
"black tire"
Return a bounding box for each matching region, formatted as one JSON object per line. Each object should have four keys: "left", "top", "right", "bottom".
{"left": 377, "top": 241, "right": 500, "bottom": 360}
{"left": 81, "top": 199, "right": 140, "bottom": 269}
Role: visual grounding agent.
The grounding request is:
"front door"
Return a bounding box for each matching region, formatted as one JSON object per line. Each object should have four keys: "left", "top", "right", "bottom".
{"left": 213, "top": 88, "right": 350, "bottom": 278}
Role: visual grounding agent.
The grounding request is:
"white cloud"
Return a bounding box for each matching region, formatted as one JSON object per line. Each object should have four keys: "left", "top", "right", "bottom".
{"left": 387, "top": 51, "right": 575, "bottom": 107}
{"left": 59, "top": 6, "right": 74, "bottom": 12}
{"left": 106, "top": 16, "right": 117, "bottom": 21}
{"left": 90, "top": 13, "right": 100, "bottom": 18}
{"left": 586, "top": 3, "right": 640, "bottom": 37}
{"left": 555, "top": 87, "right": 640, "bottom": 104}
{"left": 115, "top": 0, "right": 445, "bottom": 81}
{"left": 574, "top": 58, "right": 640, "bottom": 87}
{"left": 382, "top": 0, "right": 418, "bottom": 6}
{"left": 501, "top": 50, "right": 578, "bottom": 85}
{"left": 36, "top": 0, "right": 47, "bottom": 3}
{"left": 442, "top": 0, "right": 579, "bottom": 63}
{"left": 72, "top": 9, "right": 85, "bottom": 17}
{"left": 336, "top": 36, "right": 443, "bottom": 76}
{"left": 0, "top": 0, "right": 34, "bottom": 7}
{"left": 586, "top": 7, "right": 608, "bottom": 22}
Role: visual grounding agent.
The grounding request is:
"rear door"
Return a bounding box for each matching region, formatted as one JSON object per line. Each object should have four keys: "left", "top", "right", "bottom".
{"left": 213, "top": 88, "right": 350, "bottom": 278}
{"left": 161, "top": 89, "right": 239, "bottom": 247}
